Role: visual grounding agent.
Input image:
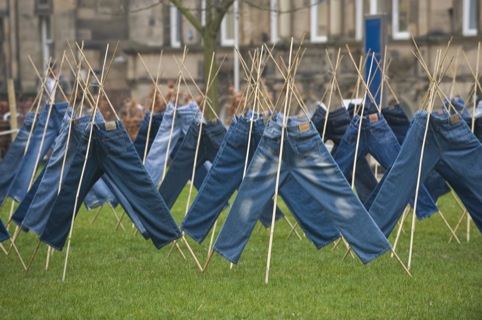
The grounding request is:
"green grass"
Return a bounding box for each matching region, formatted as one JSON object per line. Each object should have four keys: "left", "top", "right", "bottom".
{"left": 1, "top": 188, "right": 481, "bottom": 319}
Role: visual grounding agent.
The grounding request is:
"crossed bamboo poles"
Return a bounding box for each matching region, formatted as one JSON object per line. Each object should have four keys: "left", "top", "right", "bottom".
{"left": 2, "top": 38, "right": 480, "bottom": 281}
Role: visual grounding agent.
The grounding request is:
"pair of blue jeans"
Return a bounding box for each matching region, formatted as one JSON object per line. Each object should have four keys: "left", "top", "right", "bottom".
{"left": 12, "top": 113, "right": 117, "bottom": 236}
{"left": 40, "top": 121, "right": 181, "bottom": 250}
{"left": 213, "top": 114, "right": 390, "bottom": 264}
{"left": 311, "top": 105, "right": 378, "bottom": 203}
{"left": 145, "top": 102, "right": 201, "bottom": 186}
{"left": 381, "top": 104, "right": 411, "bottom": 145}
{"left": 182, "top": 114, "right": 338, "bottom": 245}
{"left": 158, "top": 118, "right": 226, "bottom": 208}
{"left": 8, "top": 102, "right": 69, "bottom": 203}
{"left": 382, "top": 104, "right": 451, "bottom": 201}
{"left": 0, "top": 112, "right": 37, "bottom": 205}
{"left": 83, "top": 110, "right": 164, "bottom": 210}
{"left": 369, "top": 111, "right": 482, "bottom": 237}
{"left": 334, "top": 112, "right": 439, "bottom": 219}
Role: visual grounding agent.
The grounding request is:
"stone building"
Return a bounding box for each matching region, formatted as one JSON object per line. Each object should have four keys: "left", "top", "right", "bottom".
{"left": 0, "top": 0, "right": 481, "bottom": 118}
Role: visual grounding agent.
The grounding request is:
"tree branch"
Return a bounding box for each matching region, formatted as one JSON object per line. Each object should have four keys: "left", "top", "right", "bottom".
{"left": 210, "top": 0, "right": 235, "bottom": 34}
{"left": 170, "top": 0, "right": 203, "bottom": 33}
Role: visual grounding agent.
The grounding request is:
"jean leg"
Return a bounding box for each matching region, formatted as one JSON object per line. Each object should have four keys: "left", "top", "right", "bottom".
{"left": 279, "top": 176, "right": 340, "bottom": 249}
{"left": 214, "top": 132, "right": 288, "bottom": 264}
{"left": 369, "top": 113, "right": 441, "bottom": 237}
{"left": 98, "top": 122, "right": 181, "bottom": 248}
{"left": 0, "top": 112, "right": 37, "bottom": 204}
{"left": 40, "top": 138, "right": 103, "bottom": 249}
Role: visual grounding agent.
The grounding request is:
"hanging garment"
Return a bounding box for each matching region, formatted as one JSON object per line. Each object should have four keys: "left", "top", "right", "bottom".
{"left": 144, "top": 102, "right": 201, "bottom": 186}
{"left": 369, "top": 111, "right": 482, "bottom": 237}
{"left": 334, "top": 112, "right": 439, "bottom": 219}
{"left": 11, "top": 112, "right": 98, "bottom": 231}
{"left": 8, "top": 113, "right": 148, "bottom": 238}
{"left": 84, "top": 110, "right": 164, "bottom": 210}
{"left": 381, "top": 104, "right": 411, "bottom": 144}
{"left": 213, "top": 113, "right": 390, "bottom": 264}
{"left": 311, "top": 105, "right": 378, "bottom": 203}
{"left": 133, "top": 110, "right": 164, "bottom": 156}
{"left": 39, "top": 121, "right": 181, "bottom": 250}
{"left": 182, "top": 113, "right": 340, "bottom": 247}
{"left": 0, "top": 218, "right": 9, "bottom": 242}
{"left": 0, "top": 112, "right": 37, "bottom": 205}
{"left": 382, "top": 104, "right": 450, "bottom": 201}
{"left": 158, "top": 118, "right": 226, "bottom": 208}
{"left": 7, "top": 102, "right": 69, "bottom": 203}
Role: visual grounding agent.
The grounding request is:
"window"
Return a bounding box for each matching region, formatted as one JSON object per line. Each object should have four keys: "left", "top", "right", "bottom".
{"left": 270, "top": 0, "right": 278, "bottom": 43}
{"left": 392, "top": 0, "right": 410, "bottom": 39}
{"left": 170, "top": 5, "right": 181, "bottom": 48}
{"left": 40, "top": 15, "right": 53, "bottom": 74}
{"left": 368, "top": 0, "right": 386, "bottom": 14}
{"left": 310, "top": 0, "right": 328, "bottom": 43}
{"left": 463, "top": 0, "right": 477, "bottom": 36}
{"left": 355, "top": 0, "right": 363, "bottom": 40}
{"left": 221, "top": 4, "right": 235, "bottom": 46}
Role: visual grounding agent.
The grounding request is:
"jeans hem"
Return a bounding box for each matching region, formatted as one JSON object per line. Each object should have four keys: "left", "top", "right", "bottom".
{"left": 314, "top": 235, "right": 341, "bottom": 250}
{"left": 152, "top": 234, "right": 182, "bottom": 250}
{"left": 213, "top": 247, "right": 238, "bottom": 264}
{"left": 360, "top": 245, "right": 391, "bottom": 264}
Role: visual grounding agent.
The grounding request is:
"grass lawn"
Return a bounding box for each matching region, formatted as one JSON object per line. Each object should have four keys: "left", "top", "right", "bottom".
{"left": 0, "top": 188, "right": 481, "bottom": 319}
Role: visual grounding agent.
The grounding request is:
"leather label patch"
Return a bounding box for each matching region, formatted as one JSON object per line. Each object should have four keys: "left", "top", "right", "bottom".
{"left": 369, "top": 113, "right": 378, "bottom": 123}
{"left": 299, "top": 122, "right": 310, "bottom": 132}
{"left": 105, "top": 121, "right": 117, "bottom": 131}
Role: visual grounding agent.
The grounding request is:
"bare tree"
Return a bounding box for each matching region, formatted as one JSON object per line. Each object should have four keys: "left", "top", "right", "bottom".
{"left": 170, "top": 0, "right": 235, "bottom": 118}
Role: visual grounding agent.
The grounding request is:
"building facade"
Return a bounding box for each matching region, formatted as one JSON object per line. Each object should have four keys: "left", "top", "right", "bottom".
{"left": 0, "top": 0, "right": 481, "bottom": 117}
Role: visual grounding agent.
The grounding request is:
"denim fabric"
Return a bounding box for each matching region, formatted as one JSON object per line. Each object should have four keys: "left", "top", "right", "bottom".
{"left": 40, "top": 121, "right": 181, "bottom": 250}
{"left": 382, "top": 104, "right": 451, "bottom": 201}
{"left": 369, "top": 111, "right": 482, "bottom": 237}
{"left": 310, "top": 105, "right": 378, "bottom": 204}
{"left": 213, "top": 114, "right": 390, "bottom": 264}
{"left": 0, "top": 218, "right": 9, "bottom": 242}
{"left": 8, "top": 102, "right": 69, "bottom": 202}
{"left": 381, "top": 104, "right": 411, "bottom": 145}
{"left": 98, "top": 175, "right": 149, "bottom": 239}
{"left": 158, "top": 119, "right": 226, "bottom": 208}
{"left": 133, "top": 111, "right": 164, "bottom": 156}
{"left": 334, "top": 112, "right": 439, "bottom": 219}
{"left": 83, "top": 178, "right": 117, "bottom": 210}
{"left": 145, "top": 102, "right": 201, "bottom": 186}
{"left": 182, "top": 114, "right": 339, "bottom": 246}
{"left": 13, "top": 113, "right": 103, "bottom": 235}
{"left": 0, "top": 112, "right": 37, "bottom": 205}
{"left": 83, "top": 111, "right": 164, "bottom": 210}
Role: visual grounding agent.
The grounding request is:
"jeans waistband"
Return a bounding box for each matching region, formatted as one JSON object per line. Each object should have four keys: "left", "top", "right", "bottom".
{"left": 235, "top": 115, "right": 269, "bottom": 134}
{"left": 414, "top": 110, "right": 466, "bottom": 130}
{"left": 353, "top": 112, "right": 386, "bottom": 126}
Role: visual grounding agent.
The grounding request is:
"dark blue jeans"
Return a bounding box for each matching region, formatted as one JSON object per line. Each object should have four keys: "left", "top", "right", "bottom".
{"left": 0, "top": 112, "right": 37, "bottom": 205}
{"left": 334, "top": 112, "right": 439, "bottom": 219}
{"left": 158, "top": 119, "right": 227, "bottom": 208}
{"left": 84, "top": 110, "right": 164, "bottom": 211}
{"left": 311, "top": 105, "right": 378, "bottom": 203}
{"left": 0, "top": 218, "right": 9, "bottom": 242}
{"left": 133, "top": 111, "right": 164, "bottom": 156}
{"left": 8, "top": 102, "right": 69, "bottom": 203}
{"left": 382, "top": 104, "right": 450, "bottom": 201}
{"left": 381, "top": 104, "right": 411, "bottom": 145}
{"left": 369, "top": 111, "right": 482, "bottom": 237}
{"left": 11, "top": 113, "right": 102, "bottom": 234}
{"left": 214, "top": 114, "right": 390, "bottom": 264}
{"left": 182, "top": 114, "right": 339, "bottom": 246}
{"left": 40, "top": 121, "right": 181, "bottom": 250}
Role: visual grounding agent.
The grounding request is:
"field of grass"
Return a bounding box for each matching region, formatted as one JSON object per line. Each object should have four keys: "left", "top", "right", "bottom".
{"left": 1, "top": 188, "right": 481, "bottom": 319}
